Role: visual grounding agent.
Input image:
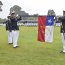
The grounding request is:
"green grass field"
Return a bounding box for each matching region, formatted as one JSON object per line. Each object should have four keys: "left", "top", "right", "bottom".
{"left": 0, "top": 26, "right": 65, "bottom": 65}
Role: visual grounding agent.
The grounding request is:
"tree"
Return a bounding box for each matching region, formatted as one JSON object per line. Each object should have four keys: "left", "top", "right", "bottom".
{"left": 10, "top": 5, "right": 29, "bottom": 16}
{"left": 0, "top": 1, "right": 3, "bottom": 11}
{"left": 10, "top": 5, "right": 21, "bottom": 15}
{"left": 47, "top": 9, "right": 56, "bottom": 16}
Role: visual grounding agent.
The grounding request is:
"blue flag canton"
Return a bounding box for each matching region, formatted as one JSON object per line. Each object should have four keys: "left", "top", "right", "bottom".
{"left": 46, "top": 16, "right": 55, "bottom": 26}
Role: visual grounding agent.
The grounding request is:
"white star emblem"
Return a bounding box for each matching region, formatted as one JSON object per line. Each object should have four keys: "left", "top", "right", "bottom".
{"left": 48, "top": 19, "right": 52, "bottom": 23}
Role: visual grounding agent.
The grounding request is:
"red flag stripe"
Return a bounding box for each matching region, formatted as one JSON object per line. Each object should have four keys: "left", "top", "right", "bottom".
{"left": 38, "top": 16, "right": 46, "bottom": 42}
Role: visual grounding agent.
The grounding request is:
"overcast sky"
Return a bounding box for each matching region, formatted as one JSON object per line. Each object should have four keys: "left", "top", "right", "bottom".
{"left": 0, "top": 0, "right": 65, "bottom": 18}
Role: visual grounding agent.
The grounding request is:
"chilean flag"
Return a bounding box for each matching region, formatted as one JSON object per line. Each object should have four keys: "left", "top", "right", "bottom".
{"left": 38, "top": 16, "right": 55, "bottom": 42}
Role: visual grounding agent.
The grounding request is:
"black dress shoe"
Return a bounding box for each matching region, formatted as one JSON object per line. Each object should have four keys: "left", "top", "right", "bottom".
{"left": 16, "top": 46, "right": 19, "bottom": 47}
{"left": 60, "top": 51, "right": 65, "bottom": 53}
{"left": 9, "top": 43, "right": 13, "bottom": 44}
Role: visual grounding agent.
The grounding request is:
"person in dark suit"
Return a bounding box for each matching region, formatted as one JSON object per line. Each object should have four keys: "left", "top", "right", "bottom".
{"left": 6, "top": 15, "right": 12, "bottom": 44}
{"left": 59, "top": 10, "right": 65, "bottom": 53}
{"left": 10, "top": 11, "right": 21, "bottom": 48}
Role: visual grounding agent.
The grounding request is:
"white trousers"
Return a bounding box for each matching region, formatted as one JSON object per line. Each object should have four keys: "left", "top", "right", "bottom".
{"left": 45, "top": 26, "right": 54, "bottom": 43}
{"left": 61, "top": 33, "right": 65, "bottom": 52}
{"left": 7, "top": 31, "right": 12, "bottom": 43}
{"left": 7, "top": 30, "right": 19, "bottom": 47}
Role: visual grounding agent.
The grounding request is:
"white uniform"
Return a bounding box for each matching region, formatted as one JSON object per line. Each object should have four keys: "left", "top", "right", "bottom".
{"left": 12, "top": 30, "right": 19, "bottom": 47}
{"left": 7, "top": 31, "right": 12, "bottom": 43}
{"left": 7, "top": 30, "right": 19, "bottom": 47}
{"left": 61, "top": 33, "right": 65, "bottom": 52}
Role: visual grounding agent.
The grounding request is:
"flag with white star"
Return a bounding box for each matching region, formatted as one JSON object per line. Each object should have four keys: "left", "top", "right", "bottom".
{"left": 38, "top": 16, "right": 55, "bottom": 42}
